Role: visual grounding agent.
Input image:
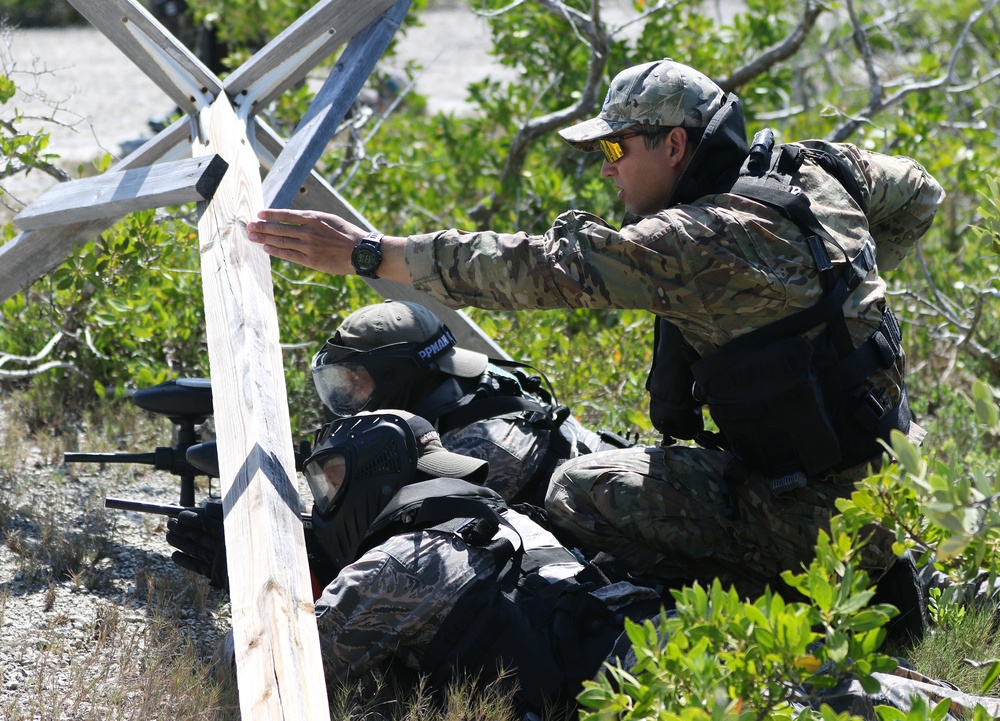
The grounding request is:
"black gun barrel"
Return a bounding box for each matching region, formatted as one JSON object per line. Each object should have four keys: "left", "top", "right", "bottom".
{"left": 65, "top": 452, "right": 158, "bottom": 465}
{"left": 105, "top": 497, "right": 187, "bottom": 516}
{"left": 105, "top": 496, "right": 313, "bottom": 527}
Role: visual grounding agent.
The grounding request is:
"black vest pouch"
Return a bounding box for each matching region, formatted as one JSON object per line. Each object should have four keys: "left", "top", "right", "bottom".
{"left": 692, "top": 335, "right": 843, "bottom": 479}
{"left": 646, "top": 317, "right": 705, "bottom": 441}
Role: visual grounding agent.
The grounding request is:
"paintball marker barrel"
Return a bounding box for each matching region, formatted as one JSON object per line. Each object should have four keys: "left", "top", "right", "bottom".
{"left": 65, "top": 378, "right": 215, "bottom": 506}
{"left": 64, "top": 448, "right": 204, "bottom": 478}
{"left": 104, "top": 496, "right": 312, "bottom": 527}
{"left": 75, "top": 377, "right": 312, "bottom": 509}
{"left": 66, "top": 452, "right": 157, "bottom": 465}
{"left": 105, "top": 497, "right": 192, "bottom": 517}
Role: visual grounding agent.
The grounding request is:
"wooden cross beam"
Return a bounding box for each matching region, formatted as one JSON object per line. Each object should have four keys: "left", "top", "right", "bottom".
{"left": 0, "top": 0, "right": 504, "bottom": 717}
{"left": 11, "top": 155, "right": 229, "bottom": 231}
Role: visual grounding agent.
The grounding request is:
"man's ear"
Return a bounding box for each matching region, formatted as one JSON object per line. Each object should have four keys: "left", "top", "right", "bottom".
{"left": 665, "top": 127, "right": 690, "bottom": 167}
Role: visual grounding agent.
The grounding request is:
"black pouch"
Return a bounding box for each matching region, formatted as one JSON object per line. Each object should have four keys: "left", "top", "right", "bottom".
{"left": 692, "top": 335, "right": 842, "bottom": 478}
{"left": 646, "top": 317, "right": 704, "bottom": 440}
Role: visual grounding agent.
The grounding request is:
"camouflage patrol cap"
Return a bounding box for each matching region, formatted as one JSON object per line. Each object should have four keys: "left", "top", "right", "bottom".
{"left": 558, "top": 59, "right": 725, "bottom": 152}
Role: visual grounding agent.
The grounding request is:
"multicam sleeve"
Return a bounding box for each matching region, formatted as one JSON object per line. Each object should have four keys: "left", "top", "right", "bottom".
{"left": 837, "top": 143, "right": 946, "bottom": 272}
{"left": 403, "top": 211, "right": 679, "bottom": 311}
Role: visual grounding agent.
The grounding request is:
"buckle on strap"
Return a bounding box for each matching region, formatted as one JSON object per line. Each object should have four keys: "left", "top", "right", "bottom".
{"left": 845, "top": 239, "right": 876, "bottom": 288}
{"left": 456, "top": 516, "right": 500, "bottom": 545}
{"left": 872, "top": 308, "right": 903, "bottom": 367}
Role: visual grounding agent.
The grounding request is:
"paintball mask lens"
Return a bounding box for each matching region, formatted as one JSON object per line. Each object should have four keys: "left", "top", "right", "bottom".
{"left": 312, "top": 331, "right": 456, "bottom": 418}
{"left": 312, "top": 361, "right": 377, "bottom": 417}
{"left": 304, "top": 451, "right": 348, "bottom": 516}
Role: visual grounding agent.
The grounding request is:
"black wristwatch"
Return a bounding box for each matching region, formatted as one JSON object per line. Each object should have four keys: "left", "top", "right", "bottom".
{"left": 351, "top": 231, "right": 384, "bottom": 278}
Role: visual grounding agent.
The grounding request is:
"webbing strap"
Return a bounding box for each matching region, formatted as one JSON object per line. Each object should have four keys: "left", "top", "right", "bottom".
{"left": 729, "top": 178, "right": 872, "bottom": 290}
{"left": 440, "top": 394, "right": 549, "bottom": 431}
{"left": 821, "top": 308, "right": 903, "bottom": 391}
{"left": 692, "top": 275, "right": 853, "bottom": 378}
{"left": 726, "top": 148, "right": 877, "bottom": 359}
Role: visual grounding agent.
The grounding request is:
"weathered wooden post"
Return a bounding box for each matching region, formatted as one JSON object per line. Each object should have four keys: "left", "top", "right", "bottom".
{"left": 193, "top": 89, "right": 330, "bottom": 719}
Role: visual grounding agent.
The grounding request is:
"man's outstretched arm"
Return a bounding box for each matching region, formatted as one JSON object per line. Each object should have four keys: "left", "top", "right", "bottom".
{"left": 247, "top": 208, "right": 411, "bottom": 283}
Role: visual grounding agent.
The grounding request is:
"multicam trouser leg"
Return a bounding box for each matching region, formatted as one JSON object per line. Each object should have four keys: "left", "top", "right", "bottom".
{"left": 544, "top": 444, "right": 894, "bottom": 598}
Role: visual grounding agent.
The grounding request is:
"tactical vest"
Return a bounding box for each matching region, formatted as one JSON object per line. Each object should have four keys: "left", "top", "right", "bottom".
{"left": 356, "top": 478, "right": 655, "bottom": 716}
{"left": 414, "top": 363, "right": 630, "bottom": 505}
{"left": 647, "top": 132, "right": 911, "bottom": 488}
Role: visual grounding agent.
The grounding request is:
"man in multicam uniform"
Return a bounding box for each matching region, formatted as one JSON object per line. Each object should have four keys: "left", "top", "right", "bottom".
{"left": 245, "top": 59, "right": 945, "bottom": 600}
{"left": 310, "top": 299, "right": 622, "bottom": 506}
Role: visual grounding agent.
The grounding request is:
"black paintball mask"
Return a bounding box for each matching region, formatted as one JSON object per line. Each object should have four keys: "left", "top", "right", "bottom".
{"left": 311, "top": 326, "right": 459, "bottom": 418}
{"left": 304, "top": 410, "right": 488, "bottom": 571}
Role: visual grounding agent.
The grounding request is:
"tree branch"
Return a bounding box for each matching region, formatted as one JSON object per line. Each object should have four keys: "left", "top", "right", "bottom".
{"left": 716, "top": 0, "right": 826, "bottom": 93}
{"left": 469, "top": 0, "right": 609, "bottom": 227}
{"left": 827, "top": 0, "right": 1000, "bottom": 141}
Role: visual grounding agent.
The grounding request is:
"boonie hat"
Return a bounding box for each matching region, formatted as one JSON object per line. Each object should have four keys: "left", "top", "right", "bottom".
{"left": 558, "top": 59, "right": 725, "bottom": 151}
{"left": 335, "top": 300, "right": 488, "bottom": 378}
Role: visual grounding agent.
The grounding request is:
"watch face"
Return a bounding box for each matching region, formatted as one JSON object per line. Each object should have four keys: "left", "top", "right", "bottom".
{"left": 352, "top": 238, "right": 383, "bottom": 277}
{"left": 353, "top": 245, "right": 379, "bottom": 271}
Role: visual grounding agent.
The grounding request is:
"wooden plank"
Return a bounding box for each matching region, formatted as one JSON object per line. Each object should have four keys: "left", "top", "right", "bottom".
{"left": 0, "top": 119, "right": 191, "bottom": 304}
{"left": 226, "top": 0, "right": 399, "bottom": 113}
{"left": 264, "top": 0, "right": 411, "bottom": 211}
{"left": 192, "top": 95, "right": 330, "bottom": 721}
{"left": 66, "top": 0, "right": 221, "bottom": 117}
{"left": 254, "top": 120, "right": 511, "bottom": 361}
{"left": 13, "top": 155, "right": 228, "bottom": 231}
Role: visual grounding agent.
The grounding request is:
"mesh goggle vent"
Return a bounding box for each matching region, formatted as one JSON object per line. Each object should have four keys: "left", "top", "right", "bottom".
{"left": 354, "top": 442, "right": 404, "bottom": 480}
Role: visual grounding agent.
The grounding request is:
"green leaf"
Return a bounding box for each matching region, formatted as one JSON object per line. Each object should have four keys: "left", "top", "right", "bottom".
{"left": 980, "top": 659, "right": 1000, "bottom": 694}
{"left": 0, "top": 74, "right": 16, "bottom": 104}
{"left": 873, "top": 705, "right": 907, "bottom": 721}
{"left": 936, "top": 535, "right": 971, "bottom": 562}
{"left": 930, "top": 697, "right": 953, "bottom": 721}
{"left": 889, "top": 430, "right": 924, "bottom": 477}
{"left": 856, "top": 672, "right": 883, "bottom": 694}
{"left": 826, "top": 631, "right": 849, "bottom": 663}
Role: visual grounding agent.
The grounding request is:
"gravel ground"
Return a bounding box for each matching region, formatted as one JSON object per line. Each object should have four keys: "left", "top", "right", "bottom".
{"left": 0, "top": 403, "right": 234, "bottom": 719}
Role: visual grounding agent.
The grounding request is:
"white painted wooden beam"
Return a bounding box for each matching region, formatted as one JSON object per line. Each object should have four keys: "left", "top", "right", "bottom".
{"left": 193, "top": 93, "right": 330, "bottom": 721}
{"left": 13, "top": 155, "right": 228, "bottom": 231}
{"left": 264, "top": 0, "right": 412, "bottom": 211}
{"left": 226, "top": 0, "right": 398, "bottom": 113}
{"left": 66, "top": 0, "right": 220, "bottom": 116}
{"left": 0, "top": 119, "right": 191, "bottom": 303}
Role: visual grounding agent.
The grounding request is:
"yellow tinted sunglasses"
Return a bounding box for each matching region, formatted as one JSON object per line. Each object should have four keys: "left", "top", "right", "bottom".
{"left": 597, "top": 128, "right": 678, "bottom": 164}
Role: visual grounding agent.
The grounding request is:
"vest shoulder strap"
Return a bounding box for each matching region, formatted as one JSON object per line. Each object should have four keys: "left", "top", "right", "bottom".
{"left": 726, "top": 135, "right": 877, "bottom": 357}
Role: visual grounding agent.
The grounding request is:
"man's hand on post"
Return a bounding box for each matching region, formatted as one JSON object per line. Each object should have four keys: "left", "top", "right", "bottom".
{"left": 246, "top": 209, "right": 411, "bottom": 284}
